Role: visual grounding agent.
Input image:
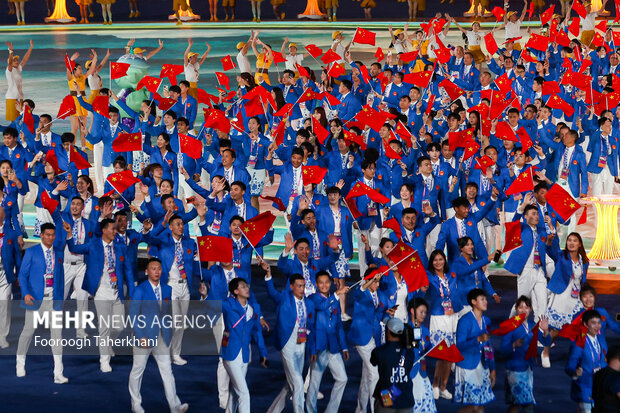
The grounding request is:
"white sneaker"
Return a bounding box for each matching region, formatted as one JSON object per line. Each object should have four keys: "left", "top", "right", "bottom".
{"left": 439, "top": 389, "right": 453, "bottom": 400}
{"left": 100, "top": 362, "right": 112, "bottom": 373}
{"left": 131, "top": 405, "right": 145, "bottom": 413}
{"left": 16, "top": 363, "right": 25, "bottom": 377}
{"left": 317, "top": 391, "right": 324, "bottom": 400}
{"left": 176, "top": 403, "right": 189, "bottom": 413}
{"left": 76, "top": 330, "right": 88, "bottom": 339}
{"left": 54, "top": 374, "right": 69, "bottom": 384}
{"left": 432, "top": 386, "right": 439, "bottom": 400}
{"left": 541, "top": 353, "right": 551, "bottom": 368}
{"left": 172, "top": 356, "right": 187, "bottom": 366}
{"left": 341, "top": 313, "right": 352, "bottom": 322}
{"left": 0, "top": 338, "right": 9, "bottom": 348}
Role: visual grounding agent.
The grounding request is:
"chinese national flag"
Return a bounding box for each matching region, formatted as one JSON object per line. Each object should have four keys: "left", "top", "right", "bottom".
{"left": 382, "top": 217, "right": 402, "bottom": 238}
{"left": 41, "top": 190, "right": 59, "bottom": 215}
{"left": 364, "top": 265, "right": 390, "bottom": 280}
{"left": 495, "top": 73, "right": 514, "bottom": 94}
{"left": 491, "top": 314, "right": 527, "bottom": 335}
{"left": 221, "top": 55, "right": 237, "bottom": 71}
{"left": 506, "top": 166, "right": 535, "bottom": 196}
{"left": 524, "top": 322, "right": 541, "bottom": 360}
{"left": 540, "top": 5, "right": 555, "bottom": 25}
{"left": 57, "top": 95, "right": 77, "bottom": 119}
{"left": 179, "top": 134, "right": 202, "bottom": 159}
{"left": 203, "top": 108, "right": 231, "bottom": 134}
{"left": 274, "top": 103, "right": 294, "bottom": 117}
{"left": 403, "top": 71, "right": 432, "bottom": 88}
{"left": 474, "top": 155, "right": 496, "bottom": 174}
{"left": 399, "top": 51, "right": 419, "bottom": 63}
{"left": 231, "top": 110, "right": 244, "bottom": 133}
{"left": 343, "top": 128, "right": 367, "bottom": 150}
{"left": 568, "top": 17, "right": 581, "bottom": 37}
{"left": 197, "top": 236, "right": 233, "bottom": 263}
{"left": 546, "top": 94, "right": 575, "bottom": 117}
{"left": 302, "top": 165, "right": 328, "bottom": 185}
{"left": 110, "top": 62, "right": 130, "bottom": 80}
{"left": 106, "top": 170, "right": 140, "bottom": 194}
{"left": 546, "top": 184, "right": 581, "bottom": 221}
{"left": 296, "top": 64, "right": 310, "bottom": 78}
{"left": 344, "top": 197, "right": 362, "bottom": 220}
{"left": 375, "top": 47, "right": 385, "bottom": 62}
{"left": 579, "top": 59, "right": 593, "bottom": 74}
{"left": 395, "top": 121, "right": 413, "bottom": 146}
{"left": 495, "top": 121, "right": 519, "bottom": 142}
{"left": 491, "top": 6, "right": 506, "bottom": 22}
{"left": 353, "top": 27, "right": 376, "bottom": 45}
{"left": 485, "top": 32, "right": 498, "bottom": 55}
{"left": 321, "top": 49, "right": 341, "bottom": 65}
{"left": 159, "top": 63, "right": 184, "bottom": 85}
{"left": 595, "top": 19, "right": 608, "bottom": 32}
{"left": 517, "top": 127, "right": 534, "bottom": 152}
{"left": 578, "top": 205, "right": 588, "bottom": 225}
{"left": 215, "top": 72, "right": 230, "bottom": 90}
{"left": 528, "top": 1, "right": 535, "bottom": 17}
{"left": 70, "top": 146, "right": 92, "bottom": 170}
{"left": 556, "top": 30, "right": 571, "bottom": 47}
{"left": 448, "top": 128, "right": 474, "bottom": 151}
{"left": 434, "top": 46, "right": 452, "bottom": 64}
{"left": 425, "top": 95, "right": 436, "bottom": 116}
{"left": 137, "top": 76, "right": 162, "bottom": 94}
{"left": 387, "top": 242, "right": 429, "bottom": 292}
{"left": 65, "top": 54, "right": 76, "bottom": 72}
{"left": 542, "top": 80, "right": 561, "bottom": 96}
{"left": 572, "top": 0, "right": 587, "bottom": 18}
{"left": 327, "top": 62, "right": 346, "bottom": 78}
{"left": 427, "top": 339, "right": 465, "bottom": 363}
{"left": 345, "top": 181, "right": 390, "bottom": 204}
{"left": 438, "top": 79, "right": 465, "bottom": 101}
{"left": 525, "top": 33, "right": 550, "bottom": 52}
{"left": 155, "top": 95, "right": 178, "bottom": 111}
{"left": 45, "top": 150, "right": 63, "bottom": 175}
{"left": 305, "top": 44, "right": 323, "bottom": 58}
{"left": 113, "top": 132, "right": 142, "bottom": 152}
{"left": 462, "top": 138, "right": 481, "bottom": 161}
{"left": 272, "top": 119, "right": 286, "bottom": 146}
{"left": 383, "top": 138, "right": 402, "bottom": 160}
{"left": 503, "top": 220, "right": 523, "bottom": 253}
{"left": 240, "top": 211, "right": 276, "bottom": 247}
{"left": 23, "top": 105, "right": 35, "bottom": 134}
{"left": 311, "top": 117, "right": 329, "bottom": 144}
{"left": 92, "top": 95, "right": 110, "bottom": 119}
{"left": 299, "top": 89, "right": 322, "bottom": 103}
{"left": 271, "top": 51, "right": 287, "bottom": 65}
{"left": 468, "top": 102, "right": 490, "bottom": 118}
{"left": 260, "top": 195, "right": 287, "bottom": 212}
{"left": 559, "top": 317, "right": 588, "bottom": 348}
{"left": 242, "top": 85, "right": 276, "bottom": 111}
{"left": 359, "top": 65, "right": 371, "bottom": 84}
{"left": 521, "top": 50, "right": 539, "bottom": 63}
{"left": 196, "top": 88, "right": 218, "bottom": 107}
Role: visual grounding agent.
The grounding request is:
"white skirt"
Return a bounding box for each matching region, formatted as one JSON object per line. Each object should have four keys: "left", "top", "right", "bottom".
{"left": 454, "top": 361, "right": 496, "bottom": 406}
{"left": 248, "top": 168, "right": 266, "bottom": 196}
{"left": 429, "top": 314, "right": 458, "bottom": 346}
{"left": 547, "top": 284, "right": 584, "bottom": 330}
{"left": 34, "top": 206, "right": 53, "bottom": 237}
{"left": 412, "top": 372, "right": 437, "bottom": 413}
{"left": 505, "top": 368, "right": 535, "bottom": 406}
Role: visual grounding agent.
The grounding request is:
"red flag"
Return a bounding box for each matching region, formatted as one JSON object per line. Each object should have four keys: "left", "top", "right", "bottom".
{"left": 556, "top": 30, "right": 571, "bottom": 47}
{"left": 22, "top": 104, "right": 34, "bottom": 134}
{"left": 64, "top": 54, "right": 76, "bottom": 73}
{"left": 364, "top": 265, "right": 390, "bottom": 280}
{"left": 240, "top": 211, "right": 276, "bottom": 246}
{"left": 448, "top": 128, "right": 475, "bottom": 151}
{"left": 574, "top": 46, "right": 583, "bottom": 63}
{"left": 305, "top": 44, "right": 323, "bottom": 59}
{"left": 92, "top": 95, "right": 110, "bottom": 119}
{"left": 203, "top": 109, "right": 231, "bottom": 134}
{"left": 260, "top": 195, "right": 287, "bottom": 212}
{"left": 271, "top": 50, "right": 287, "bottom": 65}
{"left": 57, "top": 95, "right": 77, "bottom": 119}
{"left": 359, "top": 65, "right": 372, "bottom": 85}
{"left": 113, "top": 132, "right": 143, "bottom": 152}
{"left": 327, "top": 62, "right": 346, "bottom": 78}
{"left": 353, "top": 27, "right": 376, "bottom": 46}
{"left": 485, "top": 32, "right": 499, "bottom": 55}
{"left": 70, "top": 146, "right": 91, "bottom": 170}
{"left": 546, "top": 184, "right": 581, "bottom": 221}
{"left": 272, "top": 119, "right": 286, "bottom": 146}
{"left": 197, "top": 236, "right": 233, "bottom": 263}
{"left": 579, "top": 59, "right": 593, "bottom": 74}
{"left": 591, "top": 33, "right": 606, "bottom": 48}
{"left": 546, "top": 94, "right": 575, "bottom": 117}
{"left": 495, "top": 73, "right": 513, "bottom": 94}
{"left": 491, "top": 6, "right": 506, "bottom": 22}
{"left": 495, "top": 121, "right": 519, "bottom": 142}
{"left": 540, "top": 5, "right": 555, "bottom": 25}
{"left": 438, "top": 79, "right": 464, "bottom": 101}
{"left": 474, "top": 155, "right": 496, "bottom": 174}
{"left": 159, "top": 64, "right": 184, "bottom": 85}
{"left": 197, "top": 88, "right": 219, "bottom": 107}
{"left": 403, "top": 71, "right": 433, "bottom": 88}
{"left": 179, "top": 134, "right": 202, "bottom": 159}
{"left": 299, "top": 89, "right": 323, "bottom": 103}
{"left": 136, "top": 76, "right": 162, "bottom": 94}
{"left": 344, "top": 197, "right": 362, "bottom": 220}
{"left": 106, "top": 170, "right": 140, "bottom": 194}
{"left": 398, "top": 51, "right": 419, "bottom": 63}
{"left": 463, "top": 138, "right": 481, "bottom": 161}
{"left": 425, "top": 95, "right": 436, "bottom": 116}
{"left": 503, "top": 220, "right": 523, "bottom": 253}
{"left": 517, "top": 127, "right": 534, "bottom": 153}
{"left": 427, "top": 339, "right": 465, "bottom": 363}
{"left": 491, "top": 314, "right": 527, "bottom": 335}
{"left": 215, "top": 72, "right": 230, "bottom": 90}
{"left": 382, "top": 217, "right": 402, "bottom": 238}
{"left": 434, "top": 45, "right": 452, "bottom": 64}
{"left": 572, "top": 0, "right": 587, "bottom": 18}
{"left": 568, "top": 17, "right": 581, "bottom": 37}
{"left": 41, "top": 190, "right": 59, "bottom": 215}
{"left": 506, "top": 167, "right": 535, "bottom": 196}
{"left": 595, "top": 19, "right": 608, "bottom": 32}
{"left": 528, "top": 1, "right": 535, "bottom": 17}
{"left": 321, "top": 49, "right": 341, "bottom": 65}
{"left": 154, "top": 94, "right": 178, "bottom": 111}
{"left": 375, "top": 47, "right": 385, "bottom": 62}
{"left": 525, "top": 33, "right": 550, "bottom": 52}
{"left": 559, "top": 319, "right": 588, "bottom": 348}
{"left": 542, "top": 80, "right": 561, "bottom": 95}
{"left": 395, "top": 121, "right": 413, "bottom": 147}
{"left": 387, "top": 242, "right": 429, "bottom": 292}
{"left": 345, "top": 181, "right": 390, "bottom": 204}
{"left": 520, "top": 50, "right": 539, "bottom": 64}
{"left": 302, "top": 165, "right": 327, "bottom": 185}
{"left": 45, "top": 150, "right": 63, "bottom": 175}
{"left": 578, "top": 205, "right": 588, "bottom": 225}
{"left": 242, "top": 85, "right": 276, "bottom": 111}
{"left": 311, "top": 117, "right": 329, "bottom": 144}
{"left": 231, "top": 110, "right": 245, "bottom": 133}
{"left": 343, "top": 128, "right": 367, "bottom": 150}
{"left": 110, "top": 62, "right": 130, "bottom": 80}
{"left": 383, "top": 138, "right": 402, "bottom": 160}
{"left": 220, "top": 55, "right": 237, "bottom": 71}
{"left": 524, "top": 322, "right": 540, "bottom": 359}
{"left": 274, "top": 103, "right": 294, "bottom": 117}
{"left": 296, "top": 64, "right": 310, "bottom": 78}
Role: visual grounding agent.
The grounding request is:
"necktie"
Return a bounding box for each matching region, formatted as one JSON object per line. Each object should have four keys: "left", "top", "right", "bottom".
{"left": 237, "top": 203, "right": 244, "bottom": 217}
{"left": 106, "top": 245, "right": 114, "bottom": 270}
{"left": 458, "top": 219, "right": 467, "bottom": 238}
{"left": 175, "top": 242, "right": 183, "bottom": 266}
{"left": 425, "top": 177, "right": 433, "bottom": 191}
{"left": 45, "top": 249, "right": 53, "bottom": 274}
{"left": 371, "top": 291, "right": 378, "bottom": 308}
{"left": 177, "top": 152, "right": 183, "bottom": 169}
{"left": 226, "top": 270, "right": 233, "bottom": 283}
{"left": 533, "top": 233, "right": 541, "bottom": 268}
{"left": 341, "top": 154, "right": 347, "bottom": 170}
{"left": 312, "top": 232, "right": 320, "bottom": 259}
{"left": 297, "top": 300, "right": 306, "bottom": 328}
{"left": 8, "top": 148, "right": 12, "bottom": 158}
{"left": 432, "top": 163, "right": 439, "bottom": 176}
{"left": 225, "top": 168, "right": 232, "bottom": 183}
{"left": 72, "top": 219, "right": 80, "bottom": 243}
{"left": 154, "top": 286, "right": 161, "bottom": 301}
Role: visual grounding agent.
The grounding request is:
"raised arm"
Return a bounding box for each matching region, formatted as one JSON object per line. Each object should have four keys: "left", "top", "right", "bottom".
{"left": 199, "top": 42, "right": 211, "bottom": 66}
{"left": 85, "top": 49, "right": 98, "bottom": 77}
{"left": 145, "top": 39, "right": 164, "bottom": 61}
{"left": 519, "top": 0, "right": 529, "bottom": 22}
{"left": 20, "top": 40, "right": 34, "bottom": 68}
{"left": 184, "top": 38, "right": 193, "bottom": 66}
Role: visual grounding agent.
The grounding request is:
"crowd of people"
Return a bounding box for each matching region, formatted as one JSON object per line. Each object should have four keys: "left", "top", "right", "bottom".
{"left": 2, "top": 1, "right": 620, "bottom": 412}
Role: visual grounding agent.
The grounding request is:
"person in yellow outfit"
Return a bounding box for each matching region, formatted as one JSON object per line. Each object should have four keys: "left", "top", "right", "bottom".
{"left": 250, "top": 0, "right": 263, "bottom": 22}
{"left": 5, "top": 40, "right": 33, "bottom": 122}
{"left": 252, "top": 33, "right": 272, "bottom": 85}
{"left": 325, "top": 0, "right": 338, "bottom": 21}
{"left": 271, "top": 0, "right": 285, "bottom": 20}
{"left": 128, "top": 0, "right": 141, "bottom": 18}
{"left": 96, "top": 0, "right": 115, "bottom": 24}
{"left": 66, "top": 52, "right": 97, "bottom": 148}
{"left": 76, "top": 0, "right": 93, "bottom": 23}
{"left": 9, "top": 0, "right": 28, "bottom": 25}
{"left": 184, "top": 39, "right": 211, "bottom": 99}
{"left": 85, "top": 49, "right": 110, "bottom": 103}
{"left": 498, "top": 1, "right": 529, "bottom": 51}
{"left": 222, "top": 0, "right": 235, "bottom": 20}
{"left": 451, "top": 18, "right": 493, "bottom": 68}
{"left": 360, "top": 0, "right": 375, "bottom": 20}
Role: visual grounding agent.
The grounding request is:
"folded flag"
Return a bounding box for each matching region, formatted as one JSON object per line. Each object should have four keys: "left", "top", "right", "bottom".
{"left": 503, "top": 220, "right": 523, "bottom": 253}
{"left": 491, "top": 314, "right": 527, "bottom": 335}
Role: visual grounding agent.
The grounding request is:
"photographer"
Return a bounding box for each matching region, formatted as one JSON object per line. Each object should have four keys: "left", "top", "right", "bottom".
{"left": 370, "top": 318, "right": 416, "bottom": 413}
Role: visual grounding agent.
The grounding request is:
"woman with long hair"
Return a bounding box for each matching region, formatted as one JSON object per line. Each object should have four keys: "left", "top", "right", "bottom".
{"left": 452, "top": 236, "right": 500, "bottom": 308}
{"left": 145, "top": 133, "right": 176, "bottom": 184}
{"left": 5, "top": 40, "right": 33, "bottom": 122}
{"left": 66, "top": 52, "right": 97, "bottom": 147}
{"left": 65, "top": 175, "right": 100, "bottom": 221}
{"left": 245, "top": 116, "right": 270, "bottom": 211}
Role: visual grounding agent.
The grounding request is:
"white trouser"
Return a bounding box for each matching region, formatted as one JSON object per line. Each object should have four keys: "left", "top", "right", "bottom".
{"left": 590, "top": 168, "right": 616, "bottom": 196}
{"left": 176, "top": 175, "right": 196, "bottom": 204}
{"left": 169, "top": 282, "right": 190, "bottom": 358}
{"left": 267, "top": 341, "right": 306, "bottom": 413}
{"left": 425, "top": 224, "right": 441, "bottom": 258}
{"left": 356, "top": 340, "right": 379, "bottom": 413}
{"left": 103, "top": 165, "right": 114, "bottom": 183}
{"left": 483, "top": 224, "right": 498, "bottom": 254}
{"left": 128, "top": 333, "right": 182, "bottom": 413}
{"left": 214, "top": 316, "right": 231, "bottom": 409}
{"left": 16, "top": 299, "right": 64, "bottom": 376}
{"left": 223, "top": 351, "right": 250, "bottom": 413}
{"left": 94, "top": 296, "right": 125, "bottom": 363}
{"left": 63, "top": 261, "right": 89, "bottom": 332}
{"left": 17, "top": 192, "right": 25, "bottom": 230}
{"left": 306, "top": 350, "right": 348, "bottom": 413}
{"left": 0, "top": 278, "right": 12, "bottom": 340}
{"left": 93, "top": 141, "right": 104, "bottom": 194}
{"left": 358, "top": 224, "right": 381, "bottom": 276}
{"left": 514, "top": 266, "right": 548, "bottom": 322}
{"left": 445, "top": 207, "right": 455, "bottom": 219}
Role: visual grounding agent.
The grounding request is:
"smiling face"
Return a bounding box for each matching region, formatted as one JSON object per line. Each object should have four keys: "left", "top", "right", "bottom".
{"left": 432, "top": 252, "right": 446, "bottom": 272}
{"left": 295, "top": 241, "right": 311, "bottom": 263}
{"left": 460, "top": 239, "right": 474, "bottom": 256}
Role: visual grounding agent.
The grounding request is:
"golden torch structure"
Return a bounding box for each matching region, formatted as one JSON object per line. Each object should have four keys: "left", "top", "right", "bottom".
{"left": 582, "top": 195, "right": 620, "bottom": 267}
{"left": 45, "top": 0, "right": 76, "bottom": 23}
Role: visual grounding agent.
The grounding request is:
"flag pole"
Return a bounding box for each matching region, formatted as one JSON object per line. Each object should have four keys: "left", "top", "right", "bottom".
{"left": 105, "top": 177, "right": 133, "bottom": 206}
{"left": 411, "top": 340, "right": 444, "bottom": 366}
{"left": 348, "top": 248, "right": 418, "bottom": 290}
{"left": 240, "top": 230, "right": 266, "bottom": 265}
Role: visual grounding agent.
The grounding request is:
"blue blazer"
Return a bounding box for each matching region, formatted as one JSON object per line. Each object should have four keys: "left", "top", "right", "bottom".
{"left": 586, "top": 132, "right": 619, "bottom": 176}
{"left": 547, "top": 249, "right": 589, "bottom": 295}
{"left": 277, "top": 250, "right": 339, "bottom": 289}
{"left": 315, "top": 204, "right": 354, "bottom": 258}
{"left": 307, "top": 292, "right": 348, "bottom": 355}
{"left": 410, "top": 324, "right": 432, "bottom": 379}
{"left": 539, "top": 139, "right": 588, "bottom": 197}
{"left": 265, "top": 277, "right": 316, "bottom": 351}
{"left": 388, "top": 214, "right": 440, "bottom": 268}
{"left": 336, "top": 92, "right": 363, "bottom": 121}
{"left": 566, "top": 334, "right": 608, "bottom": 403}
{"left": 456, "top": 311, "right": 495, "bottom": 371}
{"left": 348, "top": 287, "right": 388, "bottom": 347}
{"left": 115, "top": 230, "right": 145, "bottom": 281}
{"left": 129, "top": 280, "right": 173, "bottom": 346}
{"left": 452, "top": 255, "right": 496, "bottom": 304}
{"left": 425, "top": 271, "right": 463, "bottom": 316}
{"left": 0, "top": 225, "right": 22, "bottom": 284}
{"left": 504, "top": 215, "right": 552, "bottom": 276}
{"left": 203, "top": 193, "right": 258, "bottom": 238}
{"left": 18, "top": 243, "right": 66, "bottom": 310}
{"left": 67, "top": 236, "right": 134, "bottom": 301}
{"left": 221, "top": 296, "right": 268, "bottom": 363}
{"left": 501, "top": 319, "right": 552, "bottom": 372}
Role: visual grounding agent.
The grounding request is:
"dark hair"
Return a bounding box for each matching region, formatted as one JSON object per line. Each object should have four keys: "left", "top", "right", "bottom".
{"left": 160, "top": 194, "right": 174, "bottom": 206}
{"left": 100, "top": 218, "right": 115, "bottom": 231}
{"left": 222, "top": 148, "right": 237, "bottom": 159}
{"left": 457, "top": 236, "right": 473, "bottom": 250}
{"left": 300, "top": 209, "right": 315, "bottom": 220}
{"left": 229, "top": 215, "right": 244, "bottom": 225}
{"left": 326, "top": 186, "right": 341, "bottom": 195}
{"left": 402, "top": 207, "right": 418, "bottom": 217}
{"left": 40, "top": 222, "right": 56, "bottom": 233}
{"left": 295, "top": 237, "right": 310, "bottom": 248}
{"left": 77, "top": 175, "right": 94, "bottom": 195}
{"left": 169, "top": 85, "right": 181, "bottom": 94}
{"left": 61, "top": 132, "right": 75, "bottom": 144}
{"left": 416, "top": 155, "right": 430, "bottom": 166}
{"left": 315, "top": 270, "right": 331, "bottom": 283}
{"left": 427, "top": 142, "right": 441, "bottom": 152}
{"left": 146, "top": 257, "right": 162, "bottom": 267}
{"left": 379, "top": 237, "right": 394, "bottom": 249}
{"left": 607, "top": 345, "right": 620, "bottom": 362}
{"left": 534, "top": 182, "right": 549, "bottom": 193}
{"left": 228, "top": 277, "right": 248, "bottom": 297}
{"left": 71, "top": 196, "right": 84, "bottom": 204}
{"left": 407, "top": 297, "right": 428, "bottom": 314}
{"left": 291, "top": 147, "right": 305, "bottom": 158}
{"left": 467, "top": 288, "right": 487, "bottom": 306}
{"left": 361, "top": 159, "right": 376, "bottom": 170}
{"left": 179, "top": 80, "right": 190, "bottom": 88}
{"left": 515, "top": 295, "right": 532, "bottom": 309}
{"left": 564, "top": 232, "right": 589, "bottom": 265}
{"left": 582, "top": 309, "right": 602, "bottom": 325}
{"left": 164, "top": 110, "right": 177, "bottom": 120}
{"left": 113, "top": 155, "right": 127, "bottom": 169}
{"left": 427, "top": 250, "right": 448, "bottom": 274}
{"left": 114, "top": 210, "right": 127, "bottom": 220}
{"left": 523, "top": 204, "right": 538, "bottom": 215}
{"left": 177, "top": 117, "right": 189, "bottom": 127}
{"left": 340, "top": 79, "right": 352, "bottom": 91}
{"left": 289, "top": 273, "right": 305, "bottom": 285}
{"left": 168, "top": 214, "right": 183, "bottom": 225}
{"left": 2, "top": 127, "right": 18, "bottom": 138}
{"left": 580, "top": 283, "right": 597, "bottom": 298}
{"left": 231, "top": 181, "right": 247, "bottom": 192}
{"left": 451, "top": 196, "right": 469, "bottom": 209}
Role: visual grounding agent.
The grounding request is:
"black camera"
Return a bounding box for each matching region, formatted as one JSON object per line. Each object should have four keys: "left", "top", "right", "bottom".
{"left": 401, "top": 324, "right": 422, "bottom": 349}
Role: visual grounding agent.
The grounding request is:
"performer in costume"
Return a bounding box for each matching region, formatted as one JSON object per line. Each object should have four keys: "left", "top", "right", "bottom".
{"left": 5, "top": 41, "right": 33, "bottom": 122}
